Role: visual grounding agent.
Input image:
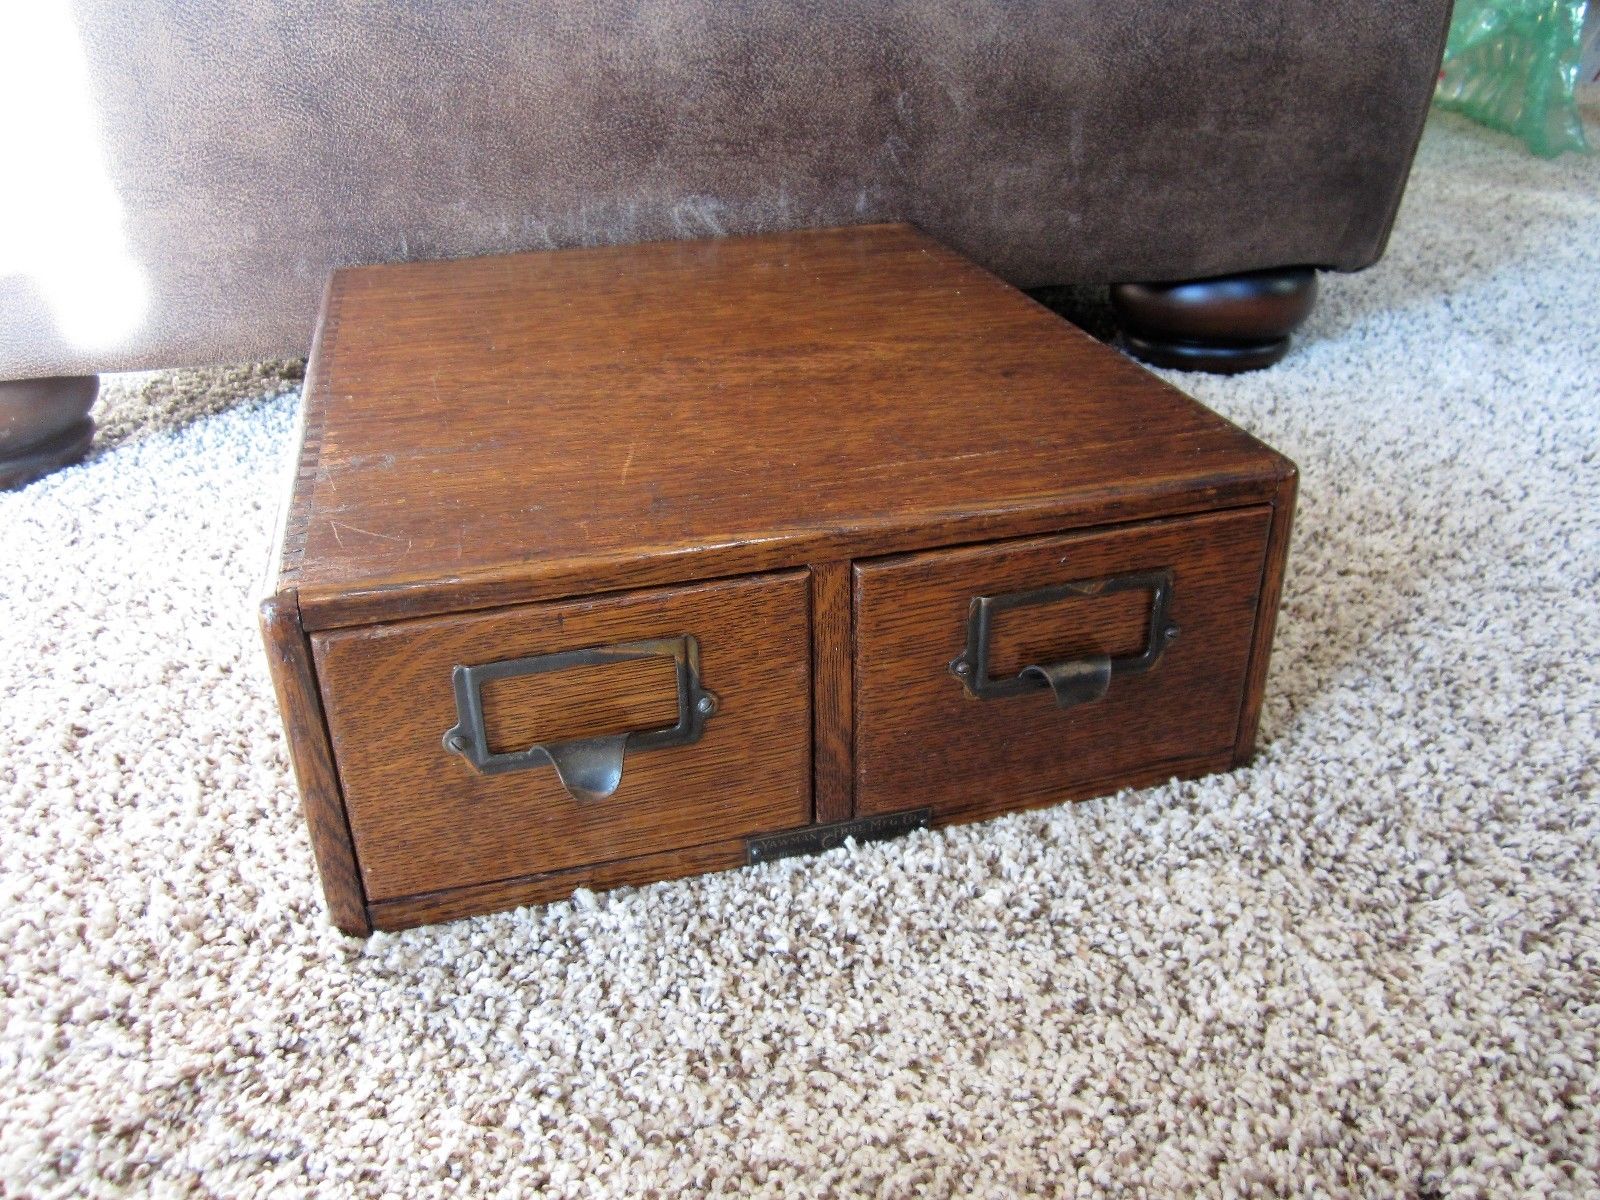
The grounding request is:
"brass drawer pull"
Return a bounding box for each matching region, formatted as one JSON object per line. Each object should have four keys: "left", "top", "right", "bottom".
{"left": 948, "top": 569, "right": 1178, "bottom": 709}
{"left": 443, "top": 636, "right": 718, "bottom": 802}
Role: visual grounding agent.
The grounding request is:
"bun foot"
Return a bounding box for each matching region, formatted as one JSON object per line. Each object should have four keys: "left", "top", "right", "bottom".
{"left": 0, "top": 375, "right": 99, "bottom": 489}
{"left": 1110, "top": 268, "right": 1318, "bottom": 374}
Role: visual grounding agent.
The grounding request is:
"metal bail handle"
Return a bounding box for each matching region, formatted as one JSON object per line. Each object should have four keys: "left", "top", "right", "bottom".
{"left": 442, "top": 635, "right": 717, "bottom": 802}
{"left": 949, "top": 569, "right": 1179, "bottom": 708}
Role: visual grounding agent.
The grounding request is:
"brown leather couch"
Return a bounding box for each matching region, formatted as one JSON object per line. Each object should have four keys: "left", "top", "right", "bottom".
{"left": 1, "top": 1, "right": 1451, "bottom": 486}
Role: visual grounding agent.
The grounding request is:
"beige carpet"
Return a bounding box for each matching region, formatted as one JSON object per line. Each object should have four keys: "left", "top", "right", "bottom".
{"left": 4, "top": 109, "right": 1599, "bottom": 1198}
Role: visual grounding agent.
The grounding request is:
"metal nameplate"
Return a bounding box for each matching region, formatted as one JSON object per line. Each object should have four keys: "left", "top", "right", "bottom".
{"left": 746, "top": 809, "right": 932, "bottom": 866}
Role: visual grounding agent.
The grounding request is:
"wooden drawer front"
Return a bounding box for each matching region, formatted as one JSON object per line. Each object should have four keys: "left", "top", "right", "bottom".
{"left": 312, "top": 572, "right": 811, "bottom": 901}
{"left": 854, "top": 509, "right": 1272, "bottom": 820}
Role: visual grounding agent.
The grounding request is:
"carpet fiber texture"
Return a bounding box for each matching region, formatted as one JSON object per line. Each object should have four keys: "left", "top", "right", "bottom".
{"left": 3, "top": 110, "right": 1598, "bottom": 1198}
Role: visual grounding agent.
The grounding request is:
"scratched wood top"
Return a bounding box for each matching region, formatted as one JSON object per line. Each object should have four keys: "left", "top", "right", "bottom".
{"left": 277, "top": 224, "right": 1290, "bottom": 628}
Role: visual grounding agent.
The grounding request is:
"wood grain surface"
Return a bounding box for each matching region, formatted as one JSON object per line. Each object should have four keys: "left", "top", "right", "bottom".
{"left": 311, "top": 571, "right": 811, "bottom": 901}
{"left": 276, "top": 223, "right": 1291, "bottom": 631}
{"left": 811, "top": 560, "right": 855, "bottom": 823}
{"left": 481, "top": 656, "right": 679, "bottom": 751}
{"left": 264, "top": 225, "right": 1300, "bottom": 930}
{"left": 258, "top": 593, "right": 369, "bottom": 935}
{"left": 1234, "top": 472, "right": 1299, "bottom": 762}
{"left": 853, "top": 508, "right": 1272, "bottom": 820}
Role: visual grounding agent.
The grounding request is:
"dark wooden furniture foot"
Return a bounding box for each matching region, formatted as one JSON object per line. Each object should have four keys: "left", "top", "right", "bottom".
{"left": 1110, "top": 268, "right": 1318, "bottom": 373}
{"left": 0, "top": 375, "right": 98, "bottom": 489}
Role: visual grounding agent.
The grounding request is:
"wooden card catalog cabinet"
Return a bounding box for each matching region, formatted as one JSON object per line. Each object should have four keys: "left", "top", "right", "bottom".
{"left": 262, "top": 225, "right": 1294, "bottom": 933}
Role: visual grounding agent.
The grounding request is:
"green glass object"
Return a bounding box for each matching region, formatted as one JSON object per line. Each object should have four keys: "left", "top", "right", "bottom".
{"left": 1436, "top": 0, "right": 1591, "bottom": 157}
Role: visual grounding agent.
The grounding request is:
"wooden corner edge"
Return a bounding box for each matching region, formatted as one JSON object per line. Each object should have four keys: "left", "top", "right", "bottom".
{"left": 259, "top": 589, "right": 372, "bottom": 937}
{"left": 1232, "top": 471, "right": 1298, "bottom": 766}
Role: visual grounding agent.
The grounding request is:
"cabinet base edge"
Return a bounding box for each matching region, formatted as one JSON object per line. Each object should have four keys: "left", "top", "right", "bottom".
{"left": 874, "top": 749, "right": 1237, "bottom": 831}
{"left": 367, "top": 837, "right": 752, "bottom": 931}
{"left": 366, "top": 752, "right": 1237, "bottom": 931}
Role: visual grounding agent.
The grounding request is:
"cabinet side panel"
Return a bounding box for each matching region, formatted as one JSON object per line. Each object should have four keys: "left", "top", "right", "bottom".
{"left": 259, "top": 593, "right": 370, "bottom": 935}
{"left": 1233, "top": 470, "right": 1298, "bottom": 763}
